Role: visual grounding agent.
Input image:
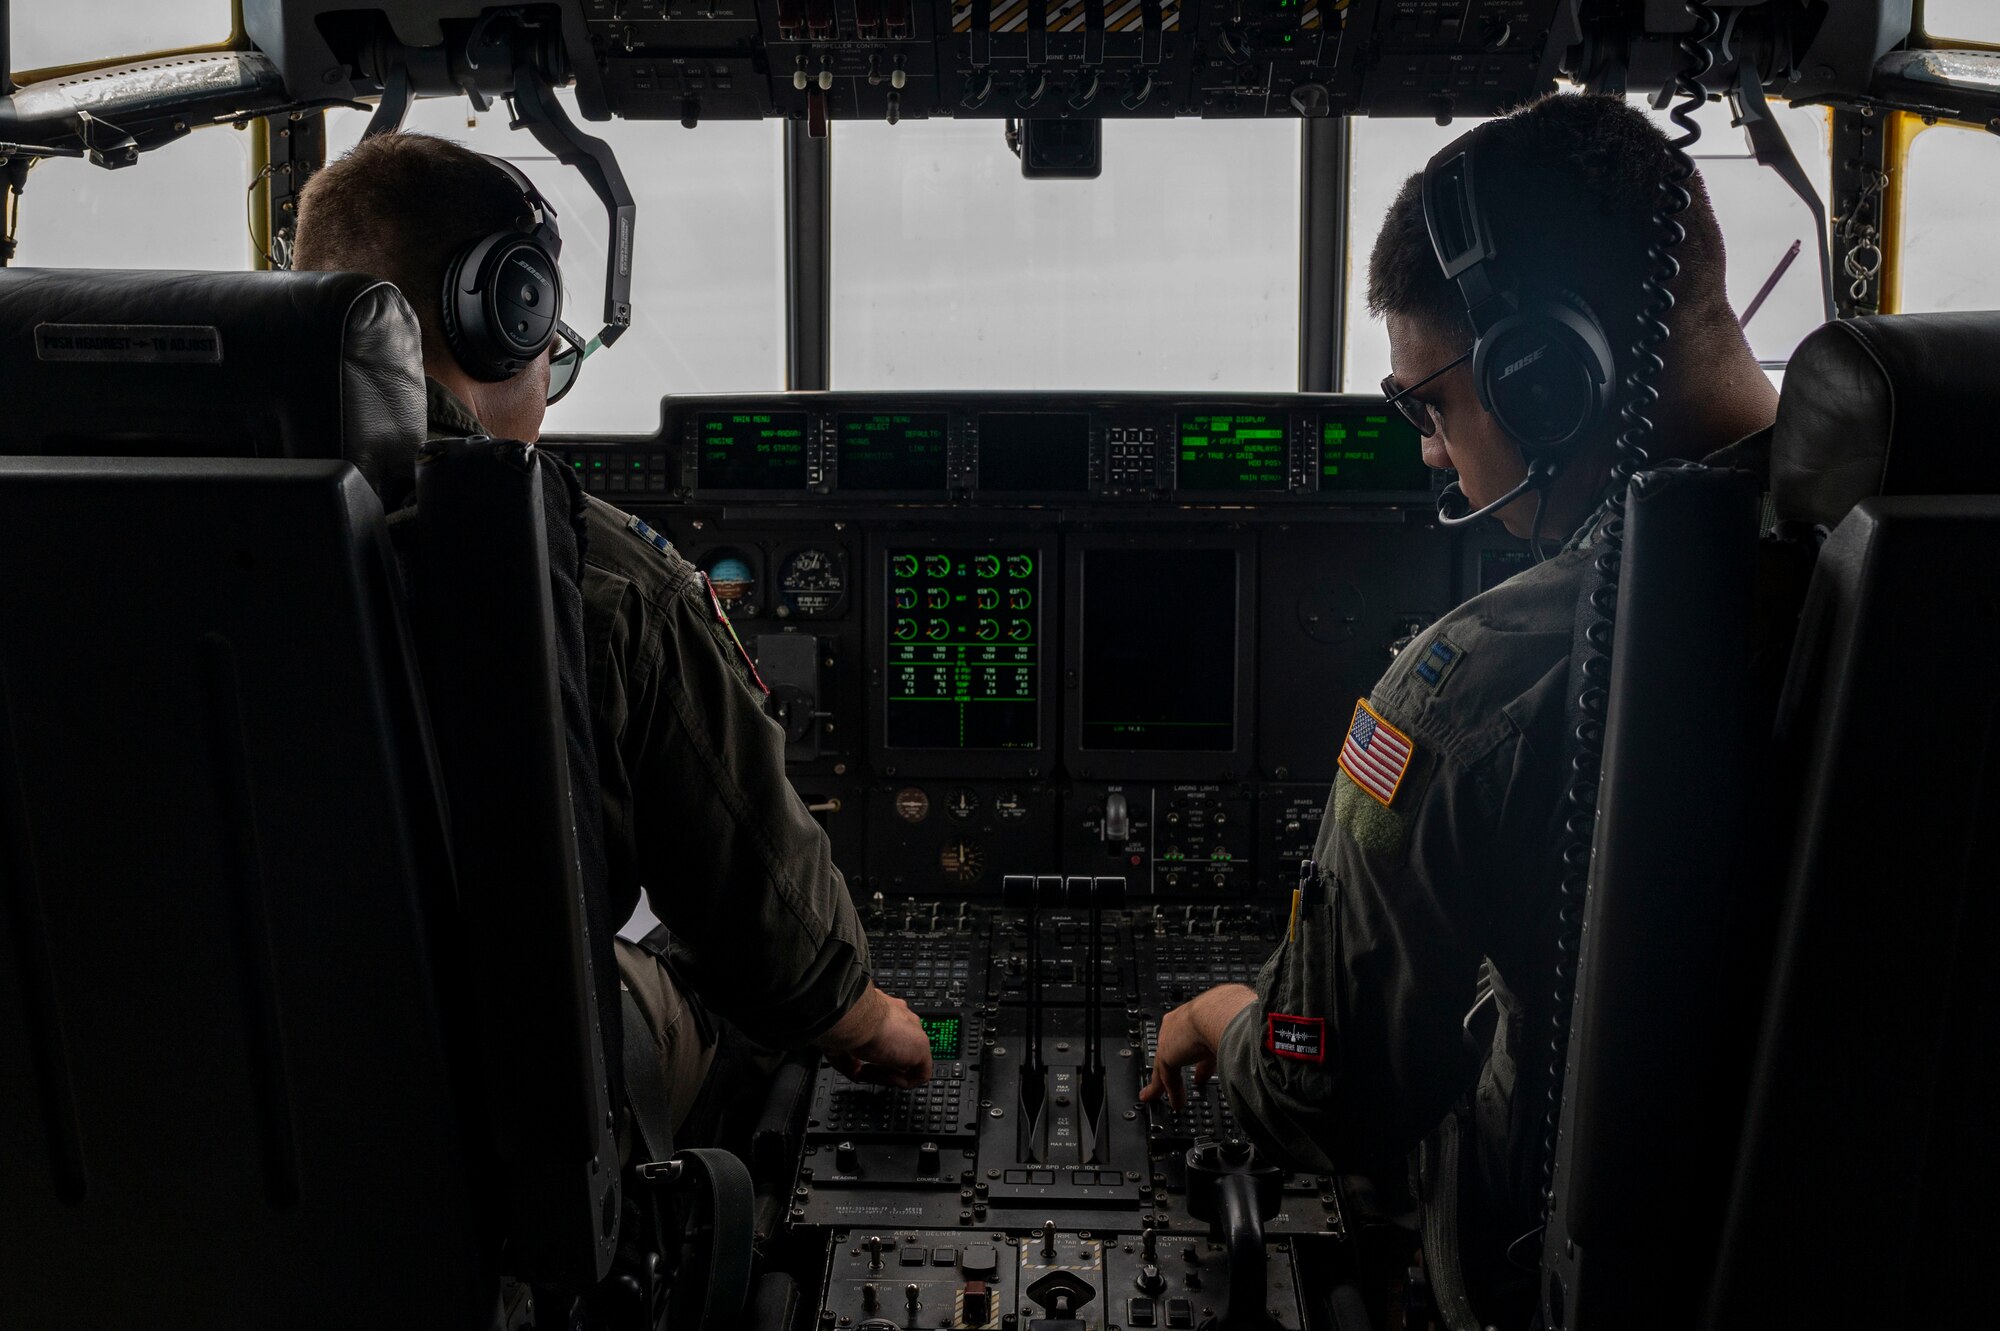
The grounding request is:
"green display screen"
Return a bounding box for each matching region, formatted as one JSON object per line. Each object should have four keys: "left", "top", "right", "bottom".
{"left": 1177, "top": 412, "right": 1289, "bottom": 491}
{"left": 920, "top": 1014, "right": 963, "bottom": 1061}
{"left": 1320, "top": 410, "right": 1430, "bottom": 492}
{"left": 837, "top": 412, "right": 949, "bottom": 490}
{"left": 884, "top": 548, "right": 1040, "bottom": 751}
{"left": 696, "top": 412, "right": 809, "bottom": 490}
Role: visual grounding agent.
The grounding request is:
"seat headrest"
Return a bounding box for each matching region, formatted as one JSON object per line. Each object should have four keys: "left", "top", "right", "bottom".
{"left": 0, "top": 268, "right": 424, "bottom": 493}
{"left": 1773, "top": 312, "right": 2000, "bottom": 529}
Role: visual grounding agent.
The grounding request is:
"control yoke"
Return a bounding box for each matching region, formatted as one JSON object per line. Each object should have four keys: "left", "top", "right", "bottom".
{"left": 1185, "top": 1139, "right": 1283, "bottom": 1330}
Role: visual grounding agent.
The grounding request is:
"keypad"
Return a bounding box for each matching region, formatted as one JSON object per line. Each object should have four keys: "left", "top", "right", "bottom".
{"left": 816, "top": 1073, "right": 972, "bottom": 1139}
{"left": 870, "top": 934, "right": 973, "bottom": 1007}
{"left": 1107, "top": 427, "right": 1159, "bottom": 489}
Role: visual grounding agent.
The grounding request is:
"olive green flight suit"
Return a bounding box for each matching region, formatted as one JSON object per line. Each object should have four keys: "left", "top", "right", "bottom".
{"left": 426, "top": 379, "right": 871, "bottom": 1131}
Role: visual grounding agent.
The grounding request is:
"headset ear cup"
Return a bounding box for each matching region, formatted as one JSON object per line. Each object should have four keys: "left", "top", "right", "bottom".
{"left": 441, "top": 232, "right": 562, "bottom": 381}
{"left": 1470, "top": 295, "right": 1616, "bottom": 456}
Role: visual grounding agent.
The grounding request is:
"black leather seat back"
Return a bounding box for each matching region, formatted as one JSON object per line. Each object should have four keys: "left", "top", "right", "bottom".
{"left": 393, "top": 437, "right": 621, "bottom": 1285}
{"left": 1541, "top": 467, "right": 1770, "bottom": 1331}
{"left": 1705, "top": 497, "right": 2000, "bottom": 1328}
{"left": 0, "top": 268, "right": 424, "bottom": 496}
{"left": 1773, "top": 312, "right": 2000, "bottom": 529}
{"left": 0, "top": 458, "right": 490, "bottom": 1328}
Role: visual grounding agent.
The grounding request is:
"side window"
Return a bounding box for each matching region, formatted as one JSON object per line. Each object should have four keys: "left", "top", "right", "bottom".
{"left": 10, "top": 126, "right": 254, "bottom": 270}
{"left": 9, "top": 0, "right": 234, "bottom": 76}
{"left": 1897, "top": 121, "right": 2000, "bottom": 314}
{"left": 1922, "top": 0, "right": 2000, "bottom": 44}
{"left": 324, "top": 99, "right": 787, "bottom": 435}
{"left": 1342, "top": 94, "right": 1830, "bottom": 389}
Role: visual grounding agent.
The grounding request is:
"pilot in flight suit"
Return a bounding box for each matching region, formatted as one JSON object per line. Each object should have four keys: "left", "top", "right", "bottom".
{"left": 293, "top": 130, "right": 932, "bottom": 1151}
{"left": 1144, "top": 92, "right": 1783, "bottom": 1313}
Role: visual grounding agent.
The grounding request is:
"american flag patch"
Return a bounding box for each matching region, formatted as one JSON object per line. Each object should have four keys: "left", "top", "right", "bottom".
{"left": 1339, "top": 699, "right": 1413, "bottom": 808}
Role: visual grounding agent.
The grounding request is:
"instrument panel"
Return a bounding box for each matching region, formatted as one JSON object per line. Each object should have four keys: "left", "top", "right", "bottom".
{"left": 543, "top": 389, "right": 1519, "bottom": 902}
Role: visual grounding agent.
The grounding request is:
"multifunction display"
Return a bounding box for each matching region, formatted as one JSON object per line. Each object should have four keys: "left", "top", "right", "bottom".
{"left": 696, "top": 411, "right": 809, "bottom": 489}
{"left": 1319, "top": 410, "right": 1428, "bottom": 493}
{"left": 976, "top": 413, "right": 1092, "bottom": 493}
{"left": 837, "top": 412, "right": 949, "bottom": 491}
{"left": 885, "top": 548, "right": 1041, "bottom": 751}
{"left": 1177, "top": 412, "right": 1289, "bottom": 491}
{"left": 1080, "top": 547, "right": 1238, "bottom": 751}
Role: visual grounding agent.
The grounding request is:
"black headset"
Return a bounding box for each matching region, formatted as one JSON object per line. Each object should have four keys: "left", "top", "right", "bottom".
{"left": 440, "top": 155, "right": 565, "bottom": 382}
{"left": 1420, "top": 122, "right": 1617, "bottom": 460}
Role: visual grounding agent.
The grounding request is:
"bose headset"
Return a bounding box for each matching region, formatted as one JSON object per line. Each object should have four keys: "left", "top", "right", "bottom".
{"left": 1420, "top": 121, "right": 1618, "bottom": 530}
{"left": 441, "top": 155, "right": 567, "bottom": 381}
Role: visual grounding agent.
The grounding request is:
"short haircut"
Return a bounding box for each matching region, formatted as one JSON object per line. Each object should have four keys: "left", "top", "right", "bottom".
{"left": 1366, "top": 93, "right": 1734, "bottom": 372}
{"left": 292, "top": 132, "right": 530, "bottom": 360}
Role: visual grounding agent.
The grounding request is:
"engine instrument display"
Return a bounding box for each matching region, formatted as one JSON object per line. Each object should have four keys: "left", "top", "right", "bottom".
{"left": 837, "top": 412, "right": 949, "bottom": 491}
{"left": 696, "top": 411, "right": 810, "bottom": 490}
{"left": 1080, "top": 547, "right": 1238, "bottom": 752}
{"left": 1176, "top": 412, "right": 1289, "bottom": 491}
{"left": 976, "top": 414, "right": 1092, "bottom": 493}
{"left": 884, "top": 548, "right": 1041, "bottom": 751}
{"left": 1319, "top": 410, "right": 1429, "bottom": 493}
{"left": 778, "top": 547, "right": 847, "bottom": 617}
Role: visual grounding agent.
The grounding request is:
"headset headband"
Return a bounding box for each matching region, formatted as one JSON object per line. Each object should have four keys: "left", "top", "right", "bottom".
{"left": 1421, "top": 123, "right": 1512, "bottom": 332}
{"left": 479, "top": 154, "right": 562, "bottom": 261}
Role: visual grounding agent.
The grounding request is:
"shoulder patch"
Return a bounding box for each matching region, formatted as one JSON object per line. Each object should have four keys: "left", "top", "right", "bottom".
{"left": 702, "top": 573, "right": 772, "bottom": 697}
{"left": 627, "top": 513, "right": 674, "bottom": 555}
{"left": 1265, "top": 1013, "right": 1326, "bottom": 1063}
{"left": 1411, "top": 633, "right": 1465, "bottom": 693}
{"left": 1338, "top": 698, "right": 1413, "bottom": 808}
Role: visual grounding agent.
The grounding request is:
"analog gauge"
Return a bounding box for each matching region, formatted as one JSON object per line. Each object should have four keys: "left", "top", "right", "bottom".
{"left": 926, "top": 586, "right": 951, "bottom": 610}
{"left": 893, "top": 554, "right": 920, "bottom": 579}
{"left": 895, "top": 787, "right": 931, "bottom": 823}
{"left": 1006, "top": 554, "right": 1035, "bottom": 580}
{"left": 939, "top": 836, "right": 985, "bottom": 885}
{"left": 993, "top": 790, "right": 1028, "bottom": 821}
{"left": 974, "top": 554, "right": 1002, "bottom": 579}
{"left": 924, "top": 553, "right": 953, "bottom": 579}
{"left": 977, "top": 587, "right": 1001, "bottom": 610}
{"left": 1007, "top": 619, "right": 1033, "bottom": 641}
{"left": 976, "top": 619, "right": 1001, "bottom": 642}
{"left": 926, "top": 618, "right": 952, "bottom": 641}
{"left": 894, "top": 586, "right": 918, "bottom": 610}
{"left": 699, "top": 550, "right": 759, "bottom": 618}
{"left": 777, "top": 547, "right": 846, "bottom": 618}
{"left": 894, "top": 618, "right": 919, "bottom": 641}
{"left": 1008, "top": 587, "right": 1033, "bottom": 611}
{"left": 945, "top": 788, "right": 980, "bottom": 821}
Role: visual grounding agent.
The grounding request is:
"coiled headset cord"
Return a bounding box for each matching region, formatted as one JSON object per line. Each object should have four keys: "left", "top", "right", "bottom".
{"left": 1531, "top": 0, "right": 1721, "bottom": 1239}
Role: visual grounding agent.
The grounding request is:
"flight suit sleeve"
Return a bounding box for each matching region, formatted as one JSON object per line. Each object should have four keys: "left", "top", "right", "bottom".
{"left": 606, "top": 572, "right": 873, "bottom": 1050}
{"left": 1217, "top": 708, "right": 1496, "bottom": 1175}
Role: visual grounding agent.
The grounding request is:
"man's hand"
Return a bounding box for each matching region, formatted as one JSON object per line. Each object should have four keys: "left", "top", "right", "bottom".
{"left": 816, "top": 984, "right": 935, "bottom": 1088}
{"left": 1140, "top": 983, "right": 1260, "bottom": 1110}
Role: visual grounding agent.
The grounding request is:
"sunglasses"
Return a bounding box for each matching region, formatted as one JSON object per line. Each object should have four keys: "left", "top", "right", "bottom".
{"left": 546, "top": 320, "right": 602, "bottom": 407}
{"left": 1380, "top": 347, "right": 1472, "bottom": 438}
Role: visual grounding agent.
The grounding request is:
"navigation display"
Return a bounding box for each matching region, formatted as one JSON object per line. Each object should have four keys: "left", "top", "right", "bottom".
{"left": 1080, "top": 547, "right": 1237, "bottom": 751}
{"left": 1320, "top": 409, "right": 1429, "bottom": 492}
{"left": 1176, "top": 411, "right": 1289, "bottom": 491}
{"left": 696, "top": 411, "right": 810, "bottom": 490}
{"left": 976, "top": 413, "right": 1091, "bottom": 493}
{"left": 837, "top": 412, "right": 949, "bottom": 491}
{"left": 884, "top": 548, "right": 1041, "bottom": 750}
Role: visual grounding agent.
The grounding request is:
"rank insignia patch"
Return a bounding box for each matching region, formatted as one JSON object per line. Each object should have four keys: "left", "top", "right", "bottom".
{"left": 1412, "top": 635, "right": 1463, "bottom": 692}
{"left": 627, "top": 514, "right": 674, "bottom": 554}
{"left": 1338, "top": 699, "right": 1413, "bottom": 808}
{"left": 1265, "top": 1013, "right": 1326, "bottom": 1063}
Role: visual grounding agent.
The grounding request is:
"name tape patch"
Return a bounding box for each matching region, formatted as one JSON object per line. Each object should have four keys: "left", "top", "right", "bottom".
{"left": 1265, "top": 1013, "right": 1326, "bottom": 1064}
{"left": 35, "top": 323, "right": 224, "bottom": 364}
